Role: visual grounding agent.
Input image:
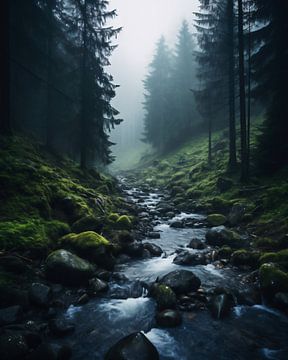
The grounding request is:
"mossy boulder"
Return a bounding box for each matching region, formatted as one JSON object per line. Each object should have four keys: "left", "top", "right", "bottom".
{"left": 218, "top": 246, "right": 233, "bottom": 259}
{"left": 45, "top": 249, "right": 95, "bottom": 286}
{"left": 259, "top": 263, "right": 288, "bottom": 296}
{"left": 71, "top": 215, "right": 104, "bottom": 234}
{"left": 259, "top": 249, "right": 288, "bottom": 270}
{"left": 231, "top": 250, "right": 260, "bottom": 268}
{"left": 59, "top": 231, "right": 112, "bottom": 266}
{"left": 206, "top": 226, "right": 242, "bottom": 248}
{"left": 159, "top": 270, "right": 201, "bottom": 295}
{"left": 207, "top": 214, "right": 227, "bottom": 227}
{"left": 150, "top": 284, "right": 177, "bottom": 310}
{"left": 108, "top": 213, "right": 120, "bottom": 222}
{"left": 115, "top": 215, "right": 132, "bottom": 230}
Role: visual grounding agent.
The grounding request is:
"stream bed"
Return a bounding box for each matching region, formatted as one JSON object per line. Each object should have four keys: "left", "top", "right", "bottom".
{"left": 59, "top": 178, "right": 288, "bottom": 360}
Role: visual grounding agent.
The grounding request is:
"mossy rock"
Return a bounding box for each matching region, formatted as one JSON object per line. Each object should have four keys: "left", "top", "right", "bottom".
{"left": 150, "top": 284, "right": 177, "bottom": 310}
{"left": 45, "top": 220, "right": 70, "bottom": 240}
{"left": 259, "top": 263, "right": 288, "bottom": 296}
{"left": 254, "top": 237, "right": 280, "bottom": 250}
{"left": 231, "top": 250, "right": 260, "bottom": 268}
{"left": 172, "top": 171, "right": 186, "bottom": 182}
{"left": 115, "top": 215, "right": 132, "bottom": 230}
{"left": 46, "top": 249, "right": 95, "bottom": 286}
{"left": 108, "top": 213, "right": 120, "bottom": 222}
{"left": 259, "top": 249, "right": 288, "bottom": 270}
{"left": 206, "top": 226, "right": 242, "bottom": 248}
{"left": 218, "top": 246, "right": 233, "bottom": 259}
{"left": 186, "top": 188, "right": 202, "bottom": 199}
{"left": 207, "top": 214, "right": 227, "bottom": 227}
{"left": 60, "top": 231, "right": 110, "bottom": 252}
{"left": 71, "top": 215, "right": 103, "bottom": 234}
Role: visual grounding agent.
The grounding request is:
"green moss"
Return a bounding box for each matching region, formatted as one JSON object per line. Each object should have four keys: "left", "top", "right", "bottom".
{"left": 186, "top": 188, "right": 202, "bottom": 199}
{"left": 108, "top": 213, "right": 120, "bottom": 222}
{"left": 259, "top": 263, "right": 288, "bottom": 294}
{"left": 71, "top": 215, "right": 103, "bottom": 234}
{"left": 218, "top": 246, "right": 232, "bottom": 259}
{"left": 151, "top": 284, "right": 177, "bottom": 310}
{"left": 254, "top": 237, "right": 279, "bottom": 250}
{"left": 259, "top": 249, "right": 288, "bottom": 270}
{"left": 60, "top": 231, "right": 110, "bottom": 253}
{"left": 231, "top": 249, "right": 260, "bottom": 267}
{"left": 115, "top": 215, "right": 132, "bottom": 230}
{"left": 207, "top": 214, "right": 227, "bottom": 226}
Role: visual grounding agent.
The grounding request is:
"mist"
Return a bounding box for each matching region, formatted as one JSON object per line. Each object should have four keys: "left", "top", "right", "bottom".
{"left": 109, "top": 0, "right": 200, "bottom": 169}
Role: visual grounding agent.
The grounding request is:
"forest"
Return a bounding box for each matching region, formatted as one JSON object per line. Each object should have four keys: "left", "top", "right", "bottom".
{"left": 0, "top": 1, "right": 287, "bottom": 359}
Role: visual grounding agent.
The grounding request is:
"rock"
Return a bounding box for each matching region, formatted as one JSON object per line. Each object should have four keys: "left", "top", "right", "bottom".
{"left": 0, "top": 255, "right": 31, "bottom": 274}
{"left": 105, "top": 332, "right": 159, "bottom": 360}
{"left": 49, "top": 318, "right": 75, "bottom": 337}
{"left": 207, "top": 214, "right": 227, "bottom": 227}
{"left": 45, "top": 249, "right": 95, "bottom": 286}
{"left": 228, "top": 204, "right": 246, "bottom": 226}
{"left": 150, "top": 284, "right": 177, "bottom": 310}
{"left": 259, "top": 263, "right": 288, "bottom": 297}
{"left": 147, "top": 232, "right": 161, "bottom": 239}
{"left": 160, "top": 270, "right": 201, "bottom": 295}
{"left": 0, "top": 286, "right": 29, "bottom": 309}
{"left": 205, "top": 226, "right": 242, "bottom": 248}
{"left": 116, "top": 231, "right": 134, "bottom": 244}
{"left": 115, "top": 215, "right": 133, "bottom": 230}
{"left": 88, "top": 278, "right": 109, "bottom": 295}
{"left": 217, "top": 246, "right": 233, "bottom": 259}
{"left": 143, "top": 243, "right": 163, "bottom": 257}
{"left": 29, "top": 283, "right": 52, "bottom": 307}
{"left": 156, "top": 309, "right": 182, "bottom": 327}
{"left": 75, "top": 293, "right": 90, "bottom": 305}
{"left": 94, "top": 269, "right": 111, "bottom": 281}
{"left": 0, "top": 305, "right": 22, "bottom": 326}
{"left": 187, "top": 238, "right": 205, "bottom": 250}
{"left": 123, "top": 243, "right": 144, "bottom": 258}
{"left": 173, "top": 251, "right": 206, "bottom": 266}
{"left": 169, "top": 221, "right": 184, "bottom": 228}
{"left": 231, "top": 250, "right": 260, "bottom": 268}
{"left": 130, "top": 281, "right": 144, "bottom": 298}
{"left": 26, "top": 343, "right": 72, "bottom": 360}
{"left": 209, "top": 293, "right": 234, "bottom": 319}
{"left": 71, "top": 215, "right": 103, "bottom": 234}
{"left": 0, "top": 333, "right": 29, "bottom": 360}
{"left": 217, "top": 177, "right": 233, "bottom": 192}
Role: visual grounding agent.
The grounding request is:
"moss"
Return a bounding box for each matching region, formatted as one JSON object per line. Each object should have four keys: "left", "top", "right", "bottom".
{"left": 259, "top": 263, "right": 288, "bottom": 295}
{"left": 45, "top": 220, "right": 70, "bottom": 241}
{"left": 108, "top": 213, "right": 120, "bottom": 222}
{"left": 186, "top": 188, "right": 202, "bottom": 199}
{"left": 172, "top": 171, "right": 186, "bottom": 182}
{"left": 231, "top": 249, "right": 260, "bottom": 267}
{"left": 115, "top": 215, "right": 132, "bottom": 230}
{"left": 207, "top": 214, "right": 227, "bottom": 226}
{"left": 60, "top": 231, "right": 110, "bottom": 253}
{"left": 254, "top": 237, "right": 279, "bottom": 250}
{"left": 218, "top": 246, "right": 232, "bottom": 259}
{"left": 151, "top": 284, "right": 177, "bottom": 310}
{"left": 71, "top": 215, "right": 103, "bottom": 234}
{"left": 259, "top": 249, "right": 288, "bottom": 270}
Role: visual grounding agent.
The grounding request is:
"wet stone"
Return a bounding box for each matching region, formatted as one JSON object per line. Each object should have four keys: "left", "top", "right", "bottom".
{"left": 49, "top": 318, "right": 75, "bottom": 337}
{"left": 0, "top": 305, "right": 22, "bottom": 326}
{"left": 156, "top": 309, "right": 182, "bottom": 327}
{"left": 29, "top": 283, "right": 52, "bottom": 307}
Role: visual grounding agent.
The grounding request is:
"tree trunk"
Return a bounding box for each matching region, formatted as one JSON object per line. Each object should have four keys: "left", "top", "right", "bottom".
{"left": 80, "top": 0, "right": 88, "bottom": 170}
{"left": 227, "top": 0, "right": 237, "bottom": 170}
{"left": 0, "top": 0, "right": 11, "bottom": 135}
{"left": 208, "top": 117, "right": 212, "bottom": 166}
{"left": 238, "top": 0, "right": 248, "bottom": 181}
{"left": 247, "top": 0, "right": 252, "bottom": 176}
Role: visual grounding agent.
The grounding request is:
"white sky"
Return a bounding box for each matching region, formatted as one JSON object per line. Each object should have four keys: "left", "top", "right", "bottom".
{"left": 108, "top": 0, "right": 201, "bottom": 159}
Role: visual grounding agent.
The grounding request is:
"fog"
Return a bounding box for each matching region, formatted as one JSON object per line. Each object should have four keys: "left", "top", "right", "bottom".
{"left": 109, "top": 0, "right": 200, "bottom": 169}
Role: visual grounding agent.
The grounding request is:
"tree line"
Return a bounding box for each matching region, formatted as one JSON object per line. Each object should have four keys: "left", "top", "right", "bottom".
{"left": 143, "top": 0, "right": 288, "bottom": 180}
{"left": 0, "top": 0, "right": 122, "bottom": 169}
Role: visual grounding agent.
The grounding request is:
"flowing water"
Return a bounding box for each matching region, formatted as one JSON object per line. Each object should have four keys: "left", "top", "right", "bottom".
{"left": 59, "top": 178, "right": 288, "bottom": 359}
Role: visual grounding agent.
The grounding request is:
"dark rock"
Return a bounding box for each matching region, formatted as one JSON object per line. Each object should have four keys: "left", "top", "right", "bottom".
{"left": 237, "top": 288, "right": 261, "bottom": 306}
{"left": 24, "top": 332, "right": 42, "bottom": 349}
{"left": 105, "top": 332, "right": 159, "bottom": 360}
{"left": 29, "top": 283, "right": 52, "bottom": 307}
{"left": 26, "top": 343, "right": 72, "bottom": 360}
{"left": 150, "top": 284, "right": 177, "bottom": 310}
{"left": 123, "top": 243, "right": 144, "bottom": 258}
{"left": 110, "top": 287, "right": 130, "bottom": 300}
{"left": 147, "top": 232, "right": 161, "bottom": 239}
{"left": 187, "top": 238, "right": 206, "bottom": 250}
{"left": 88, "top": 278, "right": 109, "bottom": 295}
{"left": 173, "top": 251, "right": 206, "bottom": 266}
{"left": 231, "top": 250, "right": 260, "bottom": 268}
{"left": 94, "top": 269, "right": 111, "bottom": 281}
{"left": 117, "top": 231, "right": 134, "bottom": 244}
{"left": 71, "top": 215, "right": 103, "bottom": 234}
{"left": 0, "top": 305, "right": 22, "bottom": 326}
{"left": 228, "top": 204, "right": 246, "bottom": 226}
{"left": 0, "top": 333, "right": 29, "bottom": 360}
{"left": 0, "top": 286, "right": 29, "bottom": 309}
{"left": 169, "top": 221, "right": 184, "bottom": 229}
{"left": 130, "top": 281, "right": 144, "bottom": 298}
{"left": 205, "top": 226, "right": 242, "bottom": 248}
{"left": 209, "top": 293, "right": 235, "bottom": 319}
{"left": 143, "top": 243, "right": 163, "bottom": 257}
{"left": 49, "top": 318, "right": 75, "bottom": 337}
{"left": 160, "top": 270, "right": 201, "bottom": 295}
{"left": 75, "top": 293, "right": 89, "bottom": 305}
{"left": 156, "top": 309, "right": 182, "bottom": 327}
{"left": 45, "top": 249, "right": 95, "bottom": 286}
{"left": 274, "top": 292, "right": 288, "bottom": 310}
{"left": 116, "top": 254, "right": 131, "bottom": 264}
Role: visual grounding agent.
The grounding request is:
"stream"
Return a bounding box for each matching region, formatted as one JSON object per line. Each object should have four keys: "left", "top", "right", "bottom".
{"left": 58, "top": 178, "right": 288, "bottom": 360}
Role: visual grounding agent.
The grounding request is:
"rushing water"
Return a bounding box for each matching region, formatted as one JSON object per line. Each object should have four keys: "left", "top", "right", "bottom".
{"left": 60, "top": 178, "right": 288, "bottom": 359}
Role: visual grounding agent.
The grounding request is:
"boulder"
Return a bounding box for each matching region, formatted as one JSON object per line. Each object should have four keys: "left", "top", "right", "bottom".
{"left": 29, "top": 283, "right": 52, "bottom": 307}
{"left": 209, "top": 293, "right": 234, "bottom": 319}
{"left": 0, "top": 255, "right": 31, "bottom": 274}
{"left": 205, "top": 226, "right": 242, "bottom": 248}
{"left": 45, "top": 249, "right": 95, "bottom": 286}
{"left": 150, "top": 284, "right": 177, "bottom": 310}
{"left": 105, "top": 332, "right": 159, "bottom": 360}
{"left": 231, "top": 250, "right": 260, "bottom": 268}
{"left": 228, "top": 204, "right": 246, "bottom": 226}
{"left": 169, "top": 221, "right": 184, "bottom": 229}
{"left": 173, "top": 251, "right": 206, "bottom": 266}
{"left": 187, "top": 238, "right": 205, "bottom": 250}
{"left": 259, "top": 263, "right": 288, "bottom": 297}
{"left": 147, "top": 232, "right": 161, "bottom": 239}
{"left": 207, "top": 214, "right": 227, "bottom": 227}
{"left": 159, "top": 270, "right": 201, "bottom": 295}
{"left": 115, "top": 215, "right": 132, "bottom": 230}
{"left": 49, "top": 318, "right": 75, "bottom": 337}
{"left": 143, "top": 243, "right": 163, "bottom": 257}
{"left": 156, "top": 309, "right": 182, "bottom": 327}
{"left": 274, "top": 292, "right": 288, "bottom": 310}
{"left": 0, "top": 305, "right": 22, "bottom": 326}
{"left": 88, "top": 278, "right": 109, "bottom": 295}
{"left": 123, "top": 243, "right": 144, "bottom": 258}
{"left": 71, "top": 215, "right": 103, "bottom": 234}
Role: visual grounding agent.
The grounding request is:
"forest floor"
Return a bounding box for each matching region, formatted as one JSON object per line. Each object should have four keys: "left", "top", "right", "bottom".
{"left": 0, "top": 130, "right": 288, "bottom": 359}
